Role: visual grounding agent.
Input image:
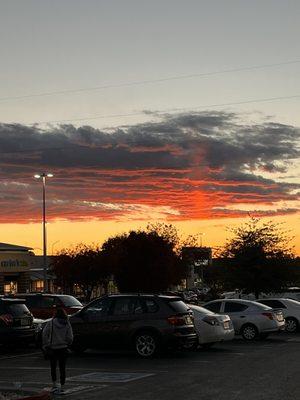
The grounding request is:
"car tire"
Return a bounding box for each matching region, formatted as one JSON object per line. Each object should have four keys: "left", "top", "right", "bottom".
{"left": 241, "top": 324, "right": 258, "bottom": 340}
{"left": 134, "top": 331, "right": 159, "bottom": 358}
{"left": 200, "top": 342, "right": 216, "bottom": 349}
{"left": 285, "top": 317, "right": 298, "bottom": 333}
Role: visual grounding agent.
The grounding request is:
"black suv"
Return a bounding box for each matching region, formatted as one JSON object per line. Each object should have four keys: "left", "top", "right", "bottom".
{"left": 70, "top": 294, "right": 197, "bottom": 357}
{"left": 0, "top": 297, "right": 35, "bottom": 346}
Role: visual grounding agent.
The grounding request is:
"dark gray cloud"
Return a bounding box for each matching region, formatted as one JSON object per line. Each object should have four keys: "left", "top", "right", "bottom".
{"left": 0, "top": 111, "right": 299, "bottom": 223}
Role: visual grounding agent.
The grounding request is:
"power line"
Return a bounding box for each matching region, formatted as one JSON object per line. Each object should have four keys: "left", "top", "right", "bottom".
{"left": 0, "top": 59, "right": 300, "bottom": 103}
{"left": 29, "top": 93, "right": 300, "bottom": 124}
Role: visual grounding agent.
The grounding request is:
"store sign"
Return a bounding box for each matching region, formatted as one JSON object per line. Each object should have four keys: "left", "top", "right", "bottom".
{"left": 0, "top": 259, "right": 29, "bottom": 268}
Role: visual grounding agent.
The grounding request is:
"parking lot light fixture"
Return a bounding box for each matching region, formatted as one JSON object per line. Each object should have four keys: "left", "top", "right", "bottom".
{"left": 34, "top": 172, "right": 54, "bottom": 292}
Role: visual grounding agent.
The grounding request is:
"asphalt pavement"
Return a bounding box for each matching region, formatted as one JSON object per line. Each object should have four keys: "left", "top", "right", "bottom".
{"left": 0, "top": 332, "right": 299, "bottom": 400}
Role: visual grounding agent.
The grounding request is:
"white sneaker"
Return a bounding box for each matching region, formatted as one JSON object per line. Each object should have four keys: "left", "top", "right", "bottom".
{"left": 51, "top": 382, "right": 59, "bottom": 393}
{"left": 58, "top": 385, "right": 66, "bottom": 395}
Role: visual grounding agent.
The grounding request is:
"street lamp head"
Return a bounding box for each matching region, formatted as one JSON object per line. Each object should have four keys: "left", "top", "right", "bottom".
{"left": 33, "top": 173, "right": 54, "bottom": 179}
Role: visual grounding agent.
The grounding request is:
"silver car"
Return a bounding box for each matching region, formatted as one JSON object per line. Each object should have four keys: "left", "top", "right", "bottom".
{"left": 204, "top": 299, "right": 285, "bottom": 340}
{"left": 189, "top": 305, "right": 234, "bottom": 348}
{"left": 258, "top": 298, "right": 300, "bottom": 333}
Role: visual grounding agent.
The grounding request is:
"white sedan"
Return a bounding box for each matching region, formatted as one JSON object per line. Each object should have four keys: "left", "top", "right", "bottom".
{"left": 258, "top": 298, "right": 300, "bottom": 333}
{"left": 189, "top": 304, "right": 234, "bottom": 348}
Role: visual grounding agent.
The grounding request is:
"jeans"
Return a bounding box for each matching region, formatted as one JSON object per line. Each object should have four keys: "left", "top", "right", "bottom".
{"left": 49, "top": 348, "right": 68, "bottom": 385}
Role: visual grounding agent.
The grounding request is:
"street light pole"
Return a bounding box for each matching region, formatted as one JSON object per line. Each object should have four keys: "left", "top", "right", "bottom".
{"left": 34, "top": 173, "right": 53, "bottom": 293}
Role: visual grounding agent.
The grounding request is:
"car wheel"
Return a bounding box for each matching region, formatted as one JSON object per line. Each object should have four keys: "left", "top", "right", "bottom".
{"left": 200, "top": 342, "right": 216, "bottom": 349}
{"left": 241, "top": 324, "right": 258, "bottom": 340}
{"left": 134, "top": 332, "right": 158, "bottom": 358}
{"left": 285, "top": 317, "right": 298, "bottom": 333}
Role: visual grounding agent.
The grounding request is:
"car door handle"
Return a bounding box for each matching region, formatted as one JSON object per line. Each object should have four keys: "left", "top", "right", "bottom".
{"left": 240, "top": 316, "right": 246, "bottom": 318}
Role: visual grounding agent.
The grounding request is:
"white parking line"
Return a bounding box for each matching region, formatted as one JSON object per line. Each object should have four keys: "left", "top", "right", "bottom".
{"left": 0, "top": 352, "right": 40, "bottom": 360}
{"left": 0, "top": 366, "right": 169, "bottom": 373}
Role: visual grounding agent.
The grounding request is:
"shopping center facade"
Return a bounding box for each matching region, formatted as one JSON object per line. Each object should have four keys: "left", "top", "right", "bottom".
{"left": 0, "top": 242, "right": 52, "bottom": 294}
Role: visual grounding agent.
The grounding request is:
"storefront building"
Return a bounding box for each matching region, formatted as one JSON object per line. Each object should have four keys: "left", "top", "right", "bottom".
{"left": 0, "top": 242, "right": 52, "bottom": 294}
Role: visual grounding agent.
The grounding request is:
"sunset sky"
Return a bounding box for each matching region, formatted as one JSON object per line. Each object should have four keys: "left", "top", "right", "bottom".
{"left": 0, "top": 1, "right": 299, "bottom": 255}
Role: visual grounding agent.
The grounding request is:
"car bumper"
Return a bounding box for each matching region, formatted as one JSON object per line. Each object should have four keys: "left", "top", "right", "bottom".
{"left": 262, "top": 324, "right": 285, "bottom": 333}
{"left": 0, "top": 328, "right": 36, "bottom": 344}
{"left": 166, "top": 332, "right": 198, "bottom": 348}
{"left": 198, "top": 328, "right": 235, "bottom": 344}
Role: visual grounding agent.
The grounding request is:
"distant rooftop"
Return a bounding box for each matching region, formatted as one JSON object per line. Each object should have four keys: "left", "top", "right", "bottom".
{"left": 0, "top": 242, "right": 33, "bottom": 252}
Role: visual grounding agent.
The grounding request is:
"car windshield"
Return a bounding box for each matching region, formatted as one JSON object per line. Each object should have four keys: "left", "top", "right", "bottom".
{"left": 60, "top": 296, "right": 82, "bottom": 307}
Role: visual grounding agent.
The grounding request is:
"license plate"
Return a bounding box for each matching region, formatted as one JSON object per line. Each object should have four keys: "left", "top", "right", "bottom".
{"left": 21, "top": 318, "right": 30, "bottom": 326}
{"left": 223, "top": 321, "right": 230, "bottom": 330}
{"left": 276, "top": 313, "right": 284, "bottom": 322}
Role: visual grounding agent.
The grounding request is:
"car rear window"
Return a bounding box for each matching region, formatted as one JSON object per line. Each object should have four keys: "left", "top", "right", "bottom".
{"left": 191, "top": 305, "right": 215, "bottom": 315}
{"left": 259, "top": 300, "right": 286, "bottom": 309}
{"left": 6, "top": 303, "right": 30, "bottom": 316}
{"left": 165, "top": 298, "right": 191, "bottom": 313}
{"left": 59, "top": 296, "right": 82, "bottom": 307}
{"left": 23, "top": 296, "right": 39, "bottom": 307}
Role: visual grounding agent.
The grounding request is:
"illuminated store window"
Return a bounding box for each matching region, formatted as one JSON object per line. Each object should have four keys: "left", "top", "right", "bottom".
{"left": 31, "top": 280, "right": 44, "bottom": 292}
{"left": 4, "top": 281, "right": 18, "bottom": 294}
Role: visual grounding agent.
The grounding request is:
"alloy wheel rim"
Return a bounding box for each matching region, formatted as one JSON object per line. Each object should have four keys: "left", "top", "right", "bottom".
{"left": 136, "top": 335, "right": 156, "bottom": 356}
{"left": 243, "top": 326, "right": 256, "bottom": 340}
{"left": 286, "top": 319, "right": 297, "bottom": 332}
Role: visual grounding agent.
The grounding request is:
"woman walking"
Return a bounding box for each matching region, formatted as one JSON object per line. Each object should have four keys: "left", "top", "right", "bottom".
{"left": 42, "top": 307, "right": 73, "bottom": 394}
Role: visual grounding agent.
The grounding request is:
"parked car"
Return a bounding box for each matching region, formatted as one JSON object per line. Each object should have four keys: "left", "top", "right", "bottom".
{"left": 188, "top": 304, "right": 234, "bottom": 349}
{"left": 203, "top": 299, "right": 285, "bottom": 340}
{"left": 15, "top": 293, "right": 83, "bottom": 319}
{"left": 257, "top": 298, "right": 300, "bottom": 333}
{"left": 68, "top": 294, "right": 197, "bottom": 357}
{"left": 261, "top": 288, "right": 300, "bottom": 302}
{"left": 0, "top": 297, "right": 35, "bottom": 346}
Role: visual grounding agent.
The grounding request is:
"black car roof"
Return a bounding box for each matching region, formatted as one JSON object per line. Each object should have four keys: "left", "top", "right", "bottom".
{"left": 0, "top": 297, "right": 26, "bottom": 303}
{"left": 15, "top": 293, "right": 72, "bottom": 297}
{"left": 94, "top": 293, "right": 181, "bottom": 300}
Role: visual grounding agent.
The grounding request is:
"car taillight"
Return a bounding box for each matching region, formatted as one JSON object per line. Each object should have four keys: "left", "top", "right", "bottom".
{"left": 202, "top": 316, "right": 220, "bottom": 326}
{"left": 262, "top": 312, "right": 274, "bottom": 320}
{"left": 167, "top": 316, "right": 186, "bottom": 326}
{"left": 0, "top": 314, "right": 13, "bottom": 326}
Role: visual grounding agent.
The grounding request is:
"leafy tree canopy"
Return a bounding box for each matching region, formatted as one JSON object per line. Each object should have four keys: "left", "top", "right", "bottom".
{"left": 101, "top": 224, "right": 189, "bottom": 292}
{"left": 217, "top": 218, "right": 296, "bottom": 298}
{"left": 53, "top": 243, "right": 111, "bottom": 300}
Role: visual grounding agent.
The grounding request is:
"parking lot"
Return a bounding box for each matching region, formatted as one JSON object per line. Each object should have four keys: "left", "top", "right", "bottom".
{"left": 0, "top": 332, "right": 299, "bottom": 400}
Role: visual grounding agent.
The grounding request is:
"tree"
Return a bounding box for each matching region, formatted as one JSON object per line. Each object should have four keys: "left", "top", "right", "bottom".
{"left": 53, "top": 244, "right": 112, "bottom": 301}
{"left": 101, "top": 226, "right": 188, "bottom": 292}
{"left": 218, "top": 218, "right": 296, "bottom": 298}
